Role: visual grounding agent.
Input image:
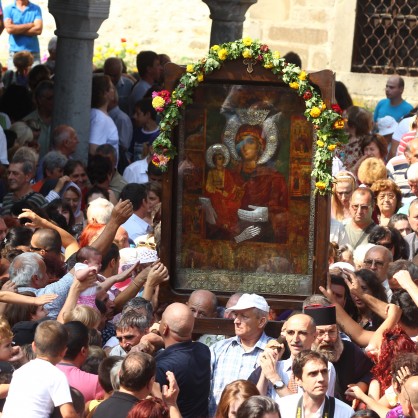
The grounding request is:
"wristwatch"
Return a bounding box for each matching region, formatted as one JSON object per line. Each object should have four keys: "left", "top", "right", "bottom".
{"left": 272, "top": 380, "right": 285, "bottom": 390}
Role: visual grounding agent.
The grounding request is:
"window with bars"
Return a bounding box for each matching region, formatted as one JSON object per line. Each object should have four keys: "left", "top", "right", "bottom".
{"left": 351, "top": 0, "right": 418, "bottom": 76}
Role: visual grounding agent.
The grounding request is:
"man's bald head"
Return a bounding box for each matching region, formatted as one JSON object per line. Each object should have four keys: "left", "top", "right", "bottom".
{"left": 402, "top": 376, "right": 418, "bottom": 415}
{"left": 186, "top": 289, "right": 217, "bottom": 318}
{"left": 285, "top": 314, "right": 317, "bottom": 357}
{"left": 161, "top": 303, "right": 194, "bottom": 341}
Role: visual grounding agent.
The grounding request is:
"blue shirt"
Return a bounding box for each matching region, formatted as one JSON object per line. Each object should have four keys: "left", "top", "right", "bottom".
{"left": 4, "top": 1, "right": 42, "bottom": 53}
{"left": 373, "top": 98, "right": 413, "bottom": 122}
{"left": 16, "top": 272, "right": 74, "bottom": 320}
{"left": 209, "top": 332, "right": 271, "bottom": 417}
{"left": 122, "top": 213, "right": 152, "bottom": 242}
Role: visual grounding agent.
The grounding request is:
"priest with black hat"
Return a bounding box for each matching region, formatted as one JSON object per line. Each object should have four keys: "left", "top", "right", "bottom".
{"left": 304, "top": 301, "right": 373, "bottom": 404}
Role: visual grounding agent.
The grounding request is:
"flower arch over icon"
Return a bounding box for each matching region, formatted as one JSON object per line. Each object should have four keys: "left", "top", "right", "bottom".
{"left": 151, "top": 38, "right": 348, "bottom": 194}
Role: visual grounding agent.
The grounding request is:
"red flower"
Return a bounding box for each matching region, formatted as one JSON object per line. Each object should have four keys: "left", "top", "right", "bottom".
{"left": 331, "top": 104, "right": 343, "bottom": 115}
{"left": 260, "top": 44, "right": 270, "bottom": 53}
{"left": 121, "top": 38, "right": 127, "bottom": 43}
{"left": 257, "top": 54, "right": 263, "bottom": 61}
{"left": 176, "top": 100, "right": 183, "bottom": 107}
{"left": 303, "top": 91, "right": 313, "bottom": 100}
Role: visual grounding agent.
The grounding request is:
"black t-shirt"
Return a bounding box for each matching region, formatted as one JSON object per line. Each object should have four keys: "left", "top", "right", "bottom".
{"left": 155, "top": 340, "right": 211, "bottom": 418}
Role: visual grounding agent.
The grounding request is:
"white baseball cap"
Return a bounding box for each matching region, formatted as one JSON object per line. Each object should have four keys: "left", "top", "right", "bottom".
{"left": 377, "top": 116, "right": 398, "bottom": 136}
{"left": 225, "top": 293, "right": 270, "bottom": 313}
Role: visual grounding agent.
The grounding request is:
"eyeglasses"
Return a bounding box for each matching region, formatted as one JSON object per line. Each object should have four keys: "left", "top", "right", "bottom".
{"left": 363, "top": 259, "right": 385, "bottom": 268}
{"left": 316, "top": 329, "right": 338, "bottom": 339}
{"left": 351, "top": 204, "right": 371, "bottom": 212}
{"left": 378, "top": 193, "right": 395, "bottom": 201}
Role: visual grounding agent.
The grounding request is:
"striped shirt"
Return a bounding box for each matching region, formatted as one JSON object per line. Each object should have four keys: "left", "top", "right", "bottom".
{"left": 1, "top": 191, "right": 46, "bottom": 215}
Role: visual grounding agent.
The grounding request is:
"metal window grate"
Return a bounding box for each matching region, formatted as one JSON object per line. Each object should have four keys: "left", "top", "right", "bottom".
{"left": 351, "top": 0, "right": 418, "bottom": 76}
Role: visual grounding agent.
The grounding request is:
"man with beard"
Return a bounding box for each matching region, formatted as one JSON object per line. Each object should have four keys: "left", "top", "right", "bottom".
{"left": 303, "top": 302, "right": 373, "bottom": 404}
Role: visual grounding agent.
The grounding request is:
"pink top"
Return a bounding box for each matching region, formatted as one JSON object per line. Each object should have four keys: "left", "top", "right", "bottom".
{"left": 56, "top": 363, "right": 104, "bottom": 402}
{"left": 397, "top": 130, "right": 416, "bottom": 156}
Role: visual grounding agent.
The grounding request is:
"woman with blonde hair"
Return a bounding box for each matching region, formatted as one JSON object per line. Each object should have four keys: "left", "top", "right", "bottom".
{"left": 215, "top": 379, "right": 260, "bottom": 418}
{"left": 357, "top": 157, "right": 387, "bottom": 187}
{"left": 331, "top": 171, "right": 357, "bottom": 223}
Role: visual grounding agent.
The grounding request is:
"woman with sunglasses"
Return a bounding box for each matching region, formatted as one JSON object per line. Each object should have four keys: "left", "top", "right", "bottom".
{"left": 368, "top": 226, "right": 409, "bottom": 261}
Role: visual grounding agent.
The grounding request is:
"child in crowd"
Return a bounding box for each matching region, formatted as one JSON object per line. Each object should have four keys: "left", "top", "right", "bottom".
{"left": 2, "top": 320, "right": 77, "bottom": 417}
{"left": 130, "top": 98, "right": 160, "bottom": 161}
{"left": 74, "top": 246, "right": 103, "bottom": 308}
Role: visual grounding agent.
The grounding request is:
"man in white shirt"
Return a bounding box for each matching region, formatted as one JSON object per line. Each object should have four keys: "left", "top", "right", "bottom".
{"left": 120, "top": 183, "right": 152, "bottom": 241}
{"left": 277, "top": 350, "right": 354, "bottom": 418}
{"left": 255, "top": 314, "right": 336, "bottom": 402}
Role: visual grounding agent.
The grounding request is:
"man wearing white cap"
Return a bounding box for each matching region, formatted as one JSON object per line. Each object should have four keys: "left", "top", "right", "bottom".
{"left": 208, "top": 293, "right": 271, "bottom": 416}
{"left": 376, "top": 115, "right": 398, "bottom": 159}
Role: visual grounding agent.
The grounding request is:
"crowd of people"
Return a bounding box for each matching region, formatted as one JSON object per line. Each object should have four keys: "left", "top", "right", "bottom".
{"left": 0, "top": 1, "right": 416, "bottom": 418}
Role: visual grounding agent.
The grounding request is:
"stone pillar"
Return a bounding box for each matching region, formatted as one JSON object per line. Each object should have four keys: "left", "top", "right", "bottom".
{"left": 202, "top": 0, "right": 258, "bottom": 46}
{"left": 48, "top": 0, "right": 110, "bottom": 163}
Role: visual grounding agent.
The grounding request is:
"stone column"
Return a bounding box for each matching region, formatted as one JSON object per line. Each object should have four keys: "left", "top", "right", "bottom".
{"left": 48, "top": 0, "right": 110, "bottom": 163}
{"left": 202, "top": 0, "right": 258, "bottom": 46}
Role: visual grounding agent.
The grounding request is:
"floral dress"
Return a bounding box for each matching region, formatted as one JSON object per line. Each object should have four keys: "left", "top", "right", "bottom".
{"left": 337, "top": 137, "right": 363, "bottom": 172}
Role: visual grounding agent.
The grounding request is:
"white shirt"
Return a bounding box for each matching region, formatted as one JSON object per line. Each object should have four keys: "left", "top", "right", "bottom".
{"left": 3, "top": 358, "right": 72, "bottom": 418}
{"left": 123, "top": 157, "right": 149, "bottom": 184}
{"left": 122, "top": 213, "right": 152, "bottom": 241}
{"left": 277, "top": 394, "right": 354, "bottom": 418}
{"left": 0, "top": 127, "right": 9, "bottom": 165}
{"left": 89, "top": 108, "right": 119, "bottom": 161}
{"left": 267, "top": 357, "right": 336, "bottom": 402}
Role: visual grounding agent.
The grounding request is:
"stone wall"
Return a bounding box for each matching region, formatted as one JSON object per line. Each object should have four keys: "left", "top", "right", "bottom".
{"left": 0, "top": 0, "right": 416, "bottom": 108}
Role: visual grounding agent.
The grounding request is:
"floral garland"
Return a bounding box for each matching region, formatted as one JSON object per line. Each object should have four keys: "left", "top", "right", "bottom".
{"left": 151, "top": 37, "right": 348, "bottom": 194}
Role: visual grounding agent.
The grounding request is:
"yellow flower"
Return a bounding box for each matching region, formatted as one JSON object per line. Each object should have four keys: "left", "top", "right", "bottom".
{"left": 321, "top": 102, "right": 326, "bottom": 110}
{"left": 310, "top": 107, "right": 321, "bottom": 118}
{"left": 298, "top": 71, "right": 307, "bottom": 81}
{"left": 315, "top": 181, "right": 326, "bottom": 190}
{"left": 289, "top": 82, "right": 299, "bottom": 89}
{"left": 96, "top": 46, "right": 102, "bottom": 52}
{"left": 133, "top": 42, "right": 139, "bottom": 47}
{"left": 264, "top": 62, "right": 273, "bottom": 69}
{"left": 242, "top": 37, "right": 252, "bottom": 46}
{"left": 273, "top": 51, "right": 280, "bottom": 59}
{"left": 172, "top": 91, "right": 177, "bottom": 98}
{"left": 152, "top": 96, "right": 165, "bottom": 110}
{"left": 197, "top": 73, "right": 204, "bottom": 82}
{"left": 218, "top": 48, "right": 228, "bottom": 61}
{"left": 333, "top": 119, "right": 345, "bottom": 130}
{"left": 328, "top": 144, "right": 337, "bottom": 151}
{"left": 186, "top": 64, "right": 194, "bottom": 73}
{"left": 316, "top": 140, "right": 325, "bottom": 147}
{"left": 242, "top": 49, "right": 252, "bottom": 59}
{"left": 211, "top": 45, "right": 220, "bottom": 51}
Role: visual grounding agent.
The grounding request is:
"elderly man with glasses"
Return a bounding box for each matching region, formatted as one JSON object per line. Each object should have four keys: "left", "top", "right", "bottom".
{"left": 362, "top": 245, "right": 393, "bottom": 299}
{"left": 344, "top": 187, "right": 376, "bottom": 249}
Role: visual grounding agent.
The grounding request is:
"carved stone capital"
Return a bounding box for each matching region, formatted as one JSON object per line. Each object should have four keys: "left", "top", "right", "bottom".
{"left": 48, "top": 0, "right": 110, "bottom": 40}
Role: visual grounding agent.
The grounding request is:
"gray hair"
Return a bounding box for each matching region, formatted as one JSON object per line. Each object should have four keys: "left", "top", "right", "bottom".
{"left": 42, "top": 151, "right": 68, "bottom": 176}
{"left": 9, "top": 252, "right": 43, "bottom": 287}
{"left": 116, "top": 310, "right": 150, "bottom": 333}
{"left": 407, "top": 162, "right": 418, "bottom": 181}
{"left": 122, "top": 297, "right": 154, "bottom": 327}
{"left": 110, "top": 359, "right": 123, "bottom": 390}
{"left": 86, "top": 197, "right": 113, "bottom": 224}
{"left": 302, "top": 294, "right": 331, "bottom": 309}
